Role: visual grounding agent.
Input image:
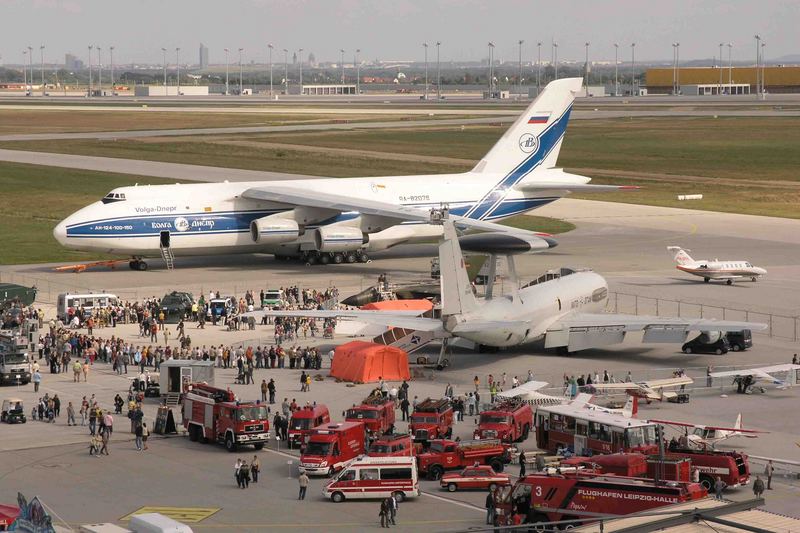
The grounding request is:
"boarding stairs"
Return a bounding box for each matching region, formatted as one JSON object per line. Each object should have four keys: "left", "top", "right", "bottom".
{"left": 160, "top": 244, "right": 175, "bottom": 270}
{"left": 165, "top": 392, "right": 181, "bottom": 407}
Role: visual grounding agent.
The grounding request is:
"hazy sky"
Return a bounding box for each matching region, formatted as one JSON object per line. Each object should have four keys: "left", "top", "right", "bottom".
{"left": 1, "top": 0, "right": 796, "bottom": 65}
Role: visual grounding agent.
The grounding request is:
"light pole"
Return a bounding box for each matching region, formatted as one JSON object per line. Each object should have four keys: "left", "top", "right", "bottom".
{"left": 754, "top": 35, "right": 761, "bottom": 96}
{"left": 423, "top": 42, "right": 428, "bottom": 99}
{"left": 22, "top": 50, "right": 27, "bottom": 94}
{"left": 518, "top": 39, "right": 524, "bottom": 99}
{"left": 630, "top": 43, "right": 636, "bottom": 96}
{"left": 97, "top": 46, "right": 102, "bottom": 94}
{"left": 161, "top": 47, "right": 167, "bottom": 87}
{"left": 340, "top": 49, "right": 345, "bottom": 84}
{"left": 176, "top": 47, "right": 181, "bottom": 95}
{"left": 267, "top": 44, "right": 273, "bottom": 97}
{"left": 676, "top": 43, "right": 680, "bottom": 93}
{"left": 761, "top": 42, "right": 766, "bottom": 97}
{"left": 672, "top": 43, "right": 678, "bottom": 94}
{"left": 435, "top": 42, "right": 440, "bottom": 100}
{"left": 584, "top": 42, "right": 589, "bottom": 93}
{"left": 298, "top": 48, "right": 304, "bottom": 93}
{"left": 727, "top": 43, "right": 732, "bottom": 91}
{"left": 40, "top": 45, "right": 45, "bottom": 96}
{"left": 614, "top": 43, "right": 619, "bottom": 96}
{"left": 283, "top": 48, "right": 288, "bottom": 95}
{"left": 224, "top": 48, "right": 229, "bottom": 95}
{"left": 110, "top": 46, "right": 114, "bottom": 91}
{"left": 27, "top": 46, "right": 32, "bottom": 94}
{"left": 238, "top": 48, "right": 243, "bottom": 95}
{"left": 356, "top": 48, "right": 361, "bottom": 95}
{"left": 536, "top": 41, "right": 542, "bottom": 94}
{"left": 87, "top": 45, "right": 92, "bottom": 97}
{"left": 487, "top": 42, "right": 494, "bottom": 96}
{"left": 719, "top": 43, "right": 723, "bottom": 94}
{"left": 553, "top": 42, "right": 558, "bottom": 79}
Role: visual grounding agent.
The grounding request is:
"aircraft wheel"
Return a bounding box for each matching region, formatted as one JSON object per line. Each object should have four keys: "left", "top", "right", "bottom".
{"left": 333, "top": 253, "right": 344, "bottom": 264}
{"left": 358, "top": 252, "right": 370, "bottom": 263}
{"left": 137, "top": 261, "right": 148, "bottom": 271}
{"left": 345, "top": 253, "right": 357, "bottom": 263}
{"left": 704, "top": 277, "right": 710, "bottom": 283}
{"left": 318, "top": 254, "right": 330, "bottom": 265}
{"left": 726, "top": 279, "right": 733, "bottom": 285}
{"left": 752, "top": 277, "right": 757, "bottom": 282}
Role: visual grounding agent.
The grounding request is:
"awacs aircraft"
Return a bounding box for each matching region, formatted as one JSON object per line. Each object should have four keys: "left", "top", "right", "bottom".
{"left": 650, "top": 414, "right": 767, "bottom": 450}
{"left": 53, "top": 77, "right": 633, "bottom": 271}
{"left": 709, "top": 363, "right": 800, "bottom": 392}
{"left": 667, "top": 246, "right": 767, "bottom": 285}
{"left": 246, "top": 213, "right": 766, "bottom": 366}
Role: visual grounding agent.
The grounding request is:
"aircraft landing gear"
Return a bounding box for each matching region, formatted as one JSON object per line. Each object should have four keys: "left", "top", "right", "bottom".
{"left": 129, "top": 259, "right": 148, "bottom": 271}
{"left": 726, "top": 279, "right": 733, "bottom": 285}
{"left": 704, "top": 277, "right": 710, "bottom": 283}
{"left": 435, "top": 339, "right": 451, "bottom": 371}
{"left": 297, "top": 250, "right": 370, "bottom": 266}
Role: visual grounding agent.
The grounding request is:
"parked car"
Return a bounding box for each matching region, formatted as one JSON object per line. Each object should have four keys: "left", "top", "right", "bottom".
{"left": 682, "top": 332, "right": 730, "bottom": 355}
{"left": 440, "top": 465, "right": 510, "bottom": 492}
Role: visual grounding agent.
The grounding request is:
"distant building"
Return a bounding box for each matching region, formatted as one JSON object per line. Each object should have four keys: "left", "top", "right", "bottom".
{"left": 308, "top": 52, "right": 317, "bottom": 67}
{"left": 646, "top": 66, "right": 800, "bottom": 94}
{"left": 65, "top": 53, "right": 84, "bottom": 71}
{"left": 199, "top": 43, "right": 209, "bottom": 69}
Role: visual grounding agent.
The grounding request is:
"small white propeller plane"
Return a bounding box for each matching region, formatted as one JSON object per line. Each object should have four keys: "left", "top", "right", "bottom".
{"left": 588, "top": 376, "right": 694, "bottom": 402}
{"left": 650, "top": 414, "right": 767, "bottom": 450}
{"left": 667, "top": 246, "right": 767, "bottom": 285}
{"left": 709, "top": 363, "right": 800, "bottom": 392}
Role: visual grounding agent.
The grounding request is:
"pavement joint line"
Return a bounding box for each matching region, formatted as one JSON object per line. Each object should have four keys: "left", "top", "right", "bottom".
{"left": 420, "top": 490, "right": 485, "bottom": 513}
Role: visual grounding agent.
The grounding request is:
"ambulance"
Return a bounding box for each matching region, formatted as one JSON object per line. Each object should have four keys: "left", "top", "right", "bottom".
{"left": 323, "top": 456, "right": 419, "bottom": 503}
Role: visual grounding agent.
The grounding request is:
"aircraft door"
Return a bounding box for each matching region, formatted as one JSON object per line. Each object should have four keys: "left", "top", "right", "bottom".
{"left": 160, "top": 230, "right": 171, "bottom": 248}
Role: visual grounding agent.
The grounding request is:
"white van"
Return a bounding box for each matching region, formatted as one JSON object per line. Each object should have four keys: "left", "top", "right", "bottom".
{"left": 57, "top": 293, "right": 119, "bottom": 322}
{"left": 322, "top": 455, "right": 419, "bottom": 503}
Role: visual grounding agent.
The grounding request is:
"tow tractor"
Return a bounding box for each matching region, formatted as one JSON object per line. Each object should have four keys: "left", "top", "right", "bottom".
{"left": 494, "top": 457, "right": 707, "bottom": 529}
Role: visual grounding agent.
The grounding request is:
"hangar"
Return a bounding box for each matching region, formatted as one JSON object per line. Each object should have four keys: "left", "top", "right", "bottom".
{"left": 646, "top": 66, "right": 800, "bottom": 94}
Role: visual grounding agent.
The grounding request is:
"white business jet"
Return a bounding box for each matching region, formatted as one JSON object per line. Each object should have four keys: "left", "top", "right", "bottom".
{"left": 53, "top": 77, "right": 635, "bottom": 271}
{"left": 246, "top": 213, "right": 766, "bottom": 366}
{"left": 667, "top": 246, "right": 767, "bottom": 285}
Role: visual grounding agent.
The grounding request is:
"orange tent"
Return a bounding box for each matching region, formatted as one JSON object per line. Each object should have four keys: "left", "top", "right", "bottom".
{"left": 360, "top": 299, "right": 433, "bottom": 312}
{"left": 331, "top": 341, "right": 411, "bottom": 383}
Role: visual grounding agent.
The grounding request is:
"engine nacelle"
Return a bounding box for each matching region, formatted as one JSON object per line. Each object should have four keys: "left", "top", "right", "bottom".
{"left": 457, "top": 232, "right": 557, "bottom": 255}
{"left": 250, "top": 216, "right": 300, "bottom": 244}
{"left": 314, "top": 225, "right": 366, "bottom": 252}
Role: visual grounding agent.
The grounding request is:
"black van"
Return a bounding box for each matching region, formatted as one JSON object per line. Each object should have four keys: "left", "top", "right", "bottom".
{"left": 682, "top": 332, "right": 730, "bottom": 355}
{"left": 725, "top": 330, "right": 752, "bottom": 352}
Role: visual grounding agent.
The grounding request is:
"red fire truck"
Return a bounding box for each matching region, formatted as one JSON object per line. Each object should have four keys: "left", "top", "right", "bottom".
{"left": 416, "top": 438, "right": 512, "bottom": 480}
{"left": 368, "top": 433, "right": 414, "bottom": 457}
{"left": 494, "top": 464, "right": 707, "bottom": 528}
{"left": 474, "top": 401, "right": 534, "bottom": 443}
{"left": 534, "top": 403, "right": 751, "bottom": 490}
{"left": 182, "top": 383, "right": 270, "bottom": 452}
{"left": 409, "top": 398, "right": 453, "bottom": 442}
{"left": 345, "top": 395, "right": 395, "bottom": 439}
{"left": 300, "top": 421, "right": 366, "bottom": 476}
{"left": 288, "top": 404, "right": 331, "bottom": 449}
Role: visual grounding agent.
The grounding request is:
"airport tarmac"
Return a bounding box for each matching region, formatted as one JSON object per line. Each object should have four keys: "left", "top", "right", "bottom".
{"left": 3, "top": 198, "right": 800, "bottom": 529}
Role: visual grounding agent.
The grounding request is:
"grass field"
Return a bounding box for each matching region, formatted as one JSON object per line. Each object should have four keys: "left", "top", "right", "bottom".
{"left": 0, "top": 162, "right": 173, "bottom": 264}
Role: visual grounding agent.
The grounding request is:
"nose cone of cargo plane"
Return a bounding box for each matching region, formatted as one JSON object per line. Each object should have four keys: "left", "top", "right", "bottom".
{"left": 53, "top": 219, "right": 68, "bottom": 245}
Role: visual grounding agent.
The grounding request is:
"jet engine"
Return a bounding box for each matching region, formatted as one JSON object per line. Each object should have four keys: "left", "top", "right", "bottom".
{"left": 250, "top": 216, "right": 301, "bottom": 244}
{"left": 457, "top": 232, "right": 557, "bottom": 254}
{"left": 314, "top": 225, "right": 366, "bottom": 252}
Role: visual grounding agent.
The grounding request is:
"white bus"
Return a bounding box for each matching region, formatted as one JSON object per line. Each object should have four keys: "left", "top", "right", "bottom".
{"left": 56, "top": 292, "right": 119, "bottom": 322}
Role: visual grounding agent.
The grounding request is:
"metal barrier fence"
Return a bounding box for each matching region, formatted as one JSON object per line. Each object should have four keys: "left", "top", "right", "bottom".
{"left": 607, "top": 291, "right": 800, "bottom": 342}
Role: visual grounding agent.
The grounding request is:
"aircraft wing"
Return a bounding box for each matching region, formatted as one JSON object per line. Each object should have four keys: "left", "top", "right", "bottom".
{"left": 642, "top": 376, "right": 694, "bottom": 389}
{"left": 544, "top": 312, "right": 767, "bottom": 352}
{"left": 241, "top": 309, "right": 446, "bottom": 333}
{"left": 710, "top": 364, "right": 800, "bottom": 379}
{"left": 450, "top": 319, "right": 531, "bottom": 334}
{"left": 240, "top": 185, "right": 554, "bottom": 239}
{"left": 649, "top": 419, "right": 768, "bottom": 434}
{"left": 515, "top": 182, "right": 640, "bottom": 193}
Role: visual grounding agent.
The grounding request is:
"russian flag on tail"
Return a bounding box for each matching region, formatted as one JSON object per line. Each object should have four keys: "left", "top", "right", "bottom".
{"left": 527, "top": 115, "right": 550, "bottom": 124}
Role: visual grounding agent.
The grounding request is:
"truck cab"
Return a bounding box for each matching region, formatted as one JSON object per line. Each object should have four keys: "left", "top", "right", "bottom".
{"left": 416, "top": 438, "right": 511, "bottom": 480}
{"left": 474, "top": 401, "right": 533, "bottom": 443}
{"left": 0, "top": 332, "right": 32, "bottom": 385}
{"left": 289, "top": 404, "right": 331, "bottom": 449}
{"left": 301, "top": 421, "right": 366, "bottom": 476}
{"left": 368, "top": 433, "right": 413, "bottom": 457}
{"left": 345, "top": 395, "right": 395, "bottom": 439}
{"left": 409, "top": 398, "right": 453, "bottom": 442}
